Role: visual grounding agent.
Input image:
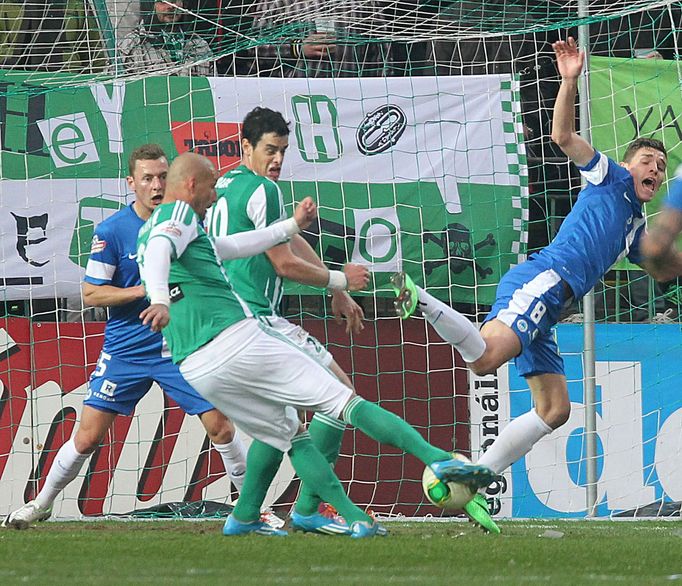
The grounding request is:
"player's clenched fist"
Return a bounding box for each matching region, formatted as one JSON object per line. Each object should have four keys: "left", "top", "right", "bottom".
{"left": 294, "top": 196, "right": 317, "bottom": 230}
{"left": 343, "top": 263, "right": 370, "bottom": 291}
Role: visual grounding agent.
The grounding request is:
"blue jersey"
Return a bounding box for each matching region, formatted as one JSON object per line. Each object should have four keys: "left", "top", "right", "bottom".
{"left": 663, "top": 165, "right": 682, "bottom": 211}
{"left": 535, "top": 151, "right": 645, "bottom": 299}
{"left": 84, "top": 204, "right": 161, "bottom": 361}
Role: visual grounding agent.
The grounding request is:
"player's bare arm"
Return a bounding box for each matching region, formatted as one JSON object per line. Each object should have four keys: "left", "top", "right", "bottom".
{"left": 550, "top": 37, "right": 595, "bottom": 168}
{"left": 267, "top": 242, "right": 369, "bottom": 292}
{"left": 289, "top": 234, "right": 366, "bottom": 334}
{"left": 641, "top": 209, "right": 682, "bottom": 281}
{"left": 82, "top": 282, "right": 146, "bottom": 307}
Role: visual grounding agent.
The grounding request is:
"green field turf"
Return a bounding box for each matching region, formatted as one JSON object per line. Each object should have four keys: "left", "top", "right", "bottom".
{"left": 1, "top": 519, "right": 680, "bottom": 584}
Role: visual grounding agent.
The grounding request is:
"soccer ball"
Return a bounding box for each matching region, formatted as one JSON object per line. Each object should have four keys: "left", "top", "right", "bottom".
{"left": 422, "top": 453, "right": 476, "bottom": 510}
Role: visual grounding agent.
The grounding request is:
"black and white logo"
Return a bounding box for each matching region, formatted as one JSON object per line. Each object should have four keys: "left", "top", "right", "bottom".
{"left": 169, "top": 283, "right": 185, "bottom": 303}
{"left": 356, "top": 105, "right": 407, "bottom": 156}
{"left": 11, "top": 212, "right": 49, "bottom": 267}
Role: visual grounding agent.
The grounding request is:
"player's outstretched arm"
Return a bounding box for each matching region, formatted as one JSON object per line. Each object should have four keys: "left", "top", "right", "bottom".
{"left": 269, "top": 234, "right": 370, "bottom": 293}
{"left": 550, "top": 37, "right": 595, "bottom": 168}
{"left": 82, "top": 282, "right": 146, "bottom": 308}
{"left": 213, "top": 197, "right": 318, "bottom": 261}
{"left": 289, "top": 234, "right": 367, "bottom": 334}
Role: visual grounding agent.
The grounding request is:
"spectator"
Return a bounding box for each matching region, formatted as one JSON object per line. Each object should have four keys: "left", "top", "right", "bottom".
{"left": 117, "top": 0, "right": 215, "bottom": 76}
{"left": 238, "top": 2, "right": 389, "bottom": 77}
{"left": 0, "top": 0, "right": 107, "bottom": 73}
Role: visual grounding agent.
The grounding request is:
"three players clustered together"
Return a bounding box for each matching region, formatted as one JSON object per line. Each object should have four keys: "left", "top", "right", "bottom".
{"left": 5, "top": 38, "right": 681, "bottom": 537}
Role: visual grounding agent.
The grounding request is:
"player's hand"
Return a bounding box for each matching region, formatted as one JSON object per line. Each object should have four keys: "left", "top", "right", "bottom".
{"left": 331, "top": 290, "right": 365, "bottom": 335}
{"left": 553, "top": 37, "right": 584, "bottom": 80}
{"left": 140, "top": 304, "right": 170, "bottom": 332}
{"left": 302, "top": 33, "right": 336, "bottom": 59}
{"left": 293, "top": 197, "right": 317, "bottom": 230}
{"left": 343, "top": 263, "right": 370, "bottom": 291}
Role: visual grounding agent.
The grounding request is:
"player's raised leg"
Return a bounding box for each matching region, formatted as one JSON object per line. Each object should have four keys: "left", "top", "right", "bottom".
{"left": 341, "top": 395, "right": 495, "bottom": 489}
{"left": 391, "top": 272, "right": 488, "bottom": 363}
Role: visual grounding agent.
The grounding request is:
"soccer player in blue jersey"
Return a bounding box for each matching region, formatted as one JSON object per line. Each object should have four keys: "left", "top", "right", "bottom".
{"left": 391, "top": 37, "right": 668, "bottom": 530}
{"left": 3, "top": 144, "right": 254, "bottom": 529}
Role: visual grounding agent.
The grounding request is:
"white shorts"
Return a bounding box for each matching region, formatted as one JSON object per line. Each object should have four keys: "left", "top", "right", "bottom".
{"left": 260, "top": 314, "right": 333, "bottom": 367}
{"left": 179, "top": 318, "right": 353, "bottom": 452}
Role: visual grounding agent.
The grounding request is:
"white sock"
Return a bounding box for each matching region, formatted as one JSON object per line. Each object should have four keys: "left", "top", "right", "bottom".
{"left": 417, "top": 286, "right": 486, "bottom": 362}
{"left": 477, "top": 409, "right": 552, "bottom": 474}
{"left": 34, "top": 438, "right": 90, "bottom": 509}
{"left": 213, "top": 432, "right": 247, "bottom": 493}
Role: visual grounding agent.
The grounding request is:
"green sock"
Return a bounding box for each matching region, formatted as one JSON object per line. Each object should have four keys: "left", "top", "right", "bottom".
{"left": 289, "top": 432, "right": 370, "bottom": 525}
{"left": 342, "top": 397, "right": 451, "bottom": 465}
{"left": 232, "top": 439, "right": 283, "bottom": 523}
{"left": 294, "top": 413, "right": 346, "bottom": 516}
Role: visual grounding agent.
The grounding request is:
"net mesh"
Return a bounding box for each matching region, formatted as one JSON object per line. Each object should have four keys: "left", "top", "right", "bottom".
{"left": 0, "top": 1, "right": 681, "bottom": 520}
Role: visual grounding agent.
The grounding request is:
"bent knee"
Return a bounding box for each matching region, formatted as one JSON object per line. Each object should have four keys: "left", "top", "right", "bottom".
{"left": 469, "top": 354, "right": 502, "bottom": 377}
{"left": 73, "top": 433, "right": 102, "bottom": 454}
{"left": 539, "top": 403, "right": 571, "bottom": 430}
{"left": 206, "top": 422, "right": 236, "bottom": 444}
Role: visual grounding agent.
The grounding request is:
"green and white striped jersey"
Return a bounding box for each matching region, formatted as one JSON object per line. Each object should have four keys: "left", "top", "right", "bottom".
{"left": 137, "top": 200, "right": 251, "bottom": 363}
{"left": 208, "top": 165, "right": 287, "bottom": 317}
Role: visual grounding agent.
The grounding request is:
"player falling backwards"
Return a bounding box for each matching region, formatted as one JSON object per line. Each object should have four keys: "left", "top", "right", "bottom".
{"left": 207, "top": 106, "right": 372, "bottom": 535}
{"left": 392, "top": 37, "right": 667, "bottom": 531}
{"left": 3, "top": 144, "right": 270, "bottom": 529}
{"left": 137, "top": 151, "right": 496, "bottom": 538}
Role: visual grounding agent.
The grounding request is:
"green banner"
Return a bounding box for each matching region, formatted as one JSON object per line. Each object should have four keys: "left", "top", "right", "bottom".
{"left": 591, "top": 56, "right": 682, "bottom": 270}
{"left": 0, "top": 71, "right": 527, "bottom": 304}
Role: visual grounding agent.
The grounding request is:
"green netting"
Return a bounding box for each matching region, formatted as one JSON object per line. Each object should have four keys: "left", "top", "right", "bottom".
{"left": 0, "top": 1, "right": 680, "bottom": 521}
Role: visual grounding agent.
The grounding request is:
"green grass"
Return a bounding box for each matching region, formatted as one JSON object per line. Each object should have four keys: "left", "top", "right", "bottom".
{"left": 1, "top": 520, "right": 681, "bottom": 584}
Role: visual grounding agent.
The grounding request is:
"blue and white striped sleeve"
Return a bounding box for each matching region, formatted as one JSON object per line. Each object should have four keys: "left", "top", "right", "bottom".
{"left": 84, "top": 224, "right": 117, "bottom": 285}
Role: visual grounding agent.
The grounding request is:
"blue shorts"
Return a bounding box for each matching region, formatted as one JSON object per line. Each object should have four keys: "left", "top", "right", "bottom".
{"left": 484, "top": 259, "right": 570, "bottom": 377}
{"left": 84, "top": 351, "right": 216, "bottom": 416}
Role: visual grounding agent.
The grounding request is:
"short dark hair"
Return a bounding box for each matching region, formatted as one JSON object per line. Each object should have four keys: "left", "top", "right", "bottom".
{"left": 242, "top": 107, "right": 289, "bottom": 146}
{"left": 128, "top": 144, "right": 167, "bottom": 175}
{"left": 622, "top": 138, "right": 667, "bottom": 163}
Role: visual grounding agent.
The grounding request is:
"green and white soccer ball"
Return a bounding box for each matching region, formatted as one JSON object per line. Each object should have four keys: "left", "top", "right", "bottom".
{"left": 422, "top": 453, "right": 476, "bottom": 510}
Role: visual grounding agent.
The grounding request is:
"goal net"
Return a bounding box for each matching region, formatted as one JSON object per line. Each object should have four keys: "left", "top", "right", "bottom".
{"left": 1, "top": 0, "right": 680, "bottom": 521}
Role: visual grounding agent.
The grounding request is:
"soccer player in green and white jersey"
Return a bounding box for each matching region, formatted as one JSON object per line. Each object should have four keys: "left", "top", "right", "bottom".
{"left": 206, "top": 107, "right": 369, "bottom": 535}
{"left": 138, "top": 151, "right": 496, "bottom": 538}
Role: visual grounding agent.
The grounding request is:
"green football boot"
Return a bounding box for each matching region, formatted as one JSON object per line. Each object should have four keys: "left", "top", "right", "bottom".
{"left": 464, "top": 493, "right": 500, "bottom": 534}
{"left": 390, "top": 272, "right": 419, "bottom": 319}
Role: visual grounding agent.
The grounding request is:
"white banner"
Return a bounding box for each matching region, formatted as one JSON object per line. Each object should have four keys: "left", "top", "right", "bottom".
{"left": 0, "top": 180, "right": 129, "bottom": 300}
{"left": 208, "top": 75, "right": 523, "bottom": 214}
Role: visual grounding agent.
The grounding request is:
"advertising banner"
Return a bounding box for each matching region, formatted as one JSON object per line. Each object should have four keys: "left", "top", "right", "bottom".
{"left": 0, "top": 73, "right": 528, "bottom": 303}
{"left": 590, "top": 56, "right": 682, "bottom": 270}
{"left": 471, "top": 324, "right": 682, "bottom": 518}
{"left": 0, "top": 318, "right": 467, "bottom": 518}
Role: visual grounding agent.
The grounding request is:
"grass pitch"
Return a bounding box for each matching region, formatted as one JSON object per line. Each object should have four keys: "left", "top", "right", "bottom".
{"left": 1, "top": 519, "right": 680, "bottom": 584}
